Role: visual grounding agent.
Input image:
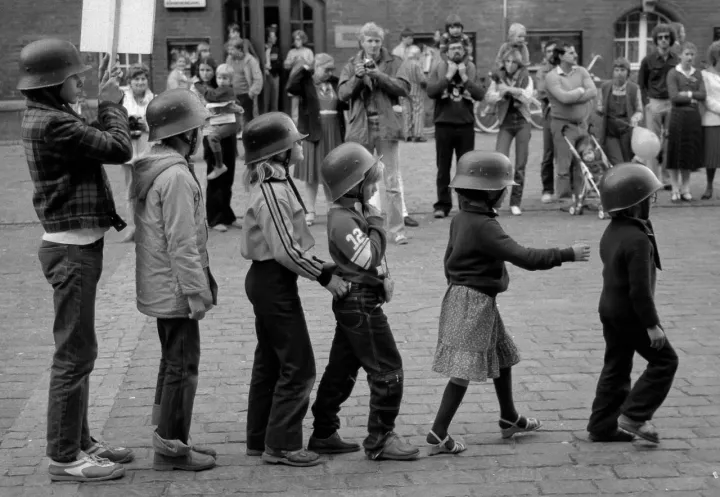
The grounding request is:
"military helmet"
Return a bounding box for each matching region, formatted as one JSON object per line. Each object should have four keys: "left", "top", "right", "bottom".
{"left": 242, "top": 112, "right": 307, "bottom": 165}
{"left": 17, "top": 39, "right": 92, "bottom": 90}
{"left": 146, "top": 89, "right": 211, "bottom": 142}
{"left": 450, "top": 151, "right": 518, "bottom": 191}
{"left": 321, "top": 143, "right": 379, "bottom": 201}
{"left": 599, "top": 163, "right": 663, "bottom": 213}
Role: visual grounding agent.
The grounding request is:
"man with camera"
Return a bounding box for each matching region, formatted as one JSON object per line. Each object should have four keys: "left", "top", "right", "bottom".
{"left": 338, "top": 22, "right": 412, "bottom": 245}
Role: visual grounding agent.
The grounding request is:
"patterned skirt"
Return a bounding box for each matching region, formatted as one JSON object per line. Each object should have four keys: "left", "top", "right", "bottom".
{"left": 704, "top": 126, "right": 720, "bottom": 170}
{"left": 432, "top": 285, "right": 520, "bottom": 382}
{"left": 294, "top": 114, "right": 343, "bottom": 185}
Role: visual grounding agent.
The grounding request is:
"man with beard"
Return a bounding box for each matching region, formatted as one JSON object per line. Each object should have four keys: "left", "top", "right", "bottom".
{"left": 338, "top": 22, "right": 413, "bottom": 245}
{"left": 638, "top": 24, "right": 678, "bottom": 188}
{"left": 596, "top": 57, "right": 643, "bottom": 164}
{"left": 426, "top": 36, "right": 485, "bottom": 218}
{"left": 545, "top": 43, "right": 597, "bottom": 201}
{"left": 535, "top": 39, "right": 560, "bottom": 203}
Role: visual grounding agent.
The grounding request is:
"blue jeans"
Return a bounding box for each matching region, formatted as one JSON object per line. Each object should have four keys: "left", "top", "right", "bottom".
{"left": 311, "top": 285, "right": 404, "bottom": 451}
{"left": 38, "top": 238, "right": 104, "bottom": 462}
{"left": 154, "top": 318, "right": 200, "bottom": 444}
{"left": 496, "top": 112, "right": 532, "bottom": 207}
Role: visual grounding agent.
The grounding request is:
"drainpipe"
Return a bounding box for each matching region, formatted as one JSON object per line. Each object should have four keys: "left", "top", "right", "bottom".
{"left": 503, "top": 0, "right": 508, "bottom": 41}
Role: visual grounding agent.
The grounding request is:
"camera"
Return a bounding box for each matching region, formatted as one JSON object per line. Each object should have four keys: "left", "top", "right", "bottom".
{"left": 128, "top": 115, "right": 144, "bottom": 138}
{"left": 363, "top": 59, "right": 376, "bottom": 70}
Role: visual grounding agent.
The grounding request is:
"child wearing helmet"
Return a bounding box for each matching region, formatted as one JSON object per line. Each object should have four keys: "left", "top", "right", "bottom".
{"left": 240, "top": 112, "right": 350, "bottom": 467}
{"left": 19, "top": 38, "right": 133, "bottom": 482}
{"left": 309, "top": 142, "right": 420, "bottom": 461}
{"left": 587, "top": 163, "right": 679, "bottom": 443}
{"left": 132, "top": 88, "right": 218, "bottom": 472}
{"left": 425, "top": 151, "right": 590, "bottom": 455}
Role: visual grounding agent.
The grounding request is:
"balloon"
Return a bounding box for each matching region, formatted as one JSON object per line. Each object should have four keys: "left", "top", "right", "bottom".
{"left": 631, "top": 127, "right": 661, "bottom": 162}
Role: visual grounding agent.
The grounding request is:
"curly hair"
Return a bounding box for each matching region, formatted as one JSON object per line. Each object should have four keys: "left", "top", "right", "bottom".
{"left": 292, "top": 30, "right": 308, "bottom": 45}
{"left": 651, "top": 23, "right": 676, "bottom": 46}
{"left": 127, "top": 63, "right": 150, "bottom": 81}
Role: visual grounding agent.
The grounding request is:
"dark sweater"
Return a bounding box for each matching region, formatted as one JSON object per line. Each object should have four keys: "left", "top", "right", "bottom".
{"left": 194, "top": 84, "right": 235, "bottom": 103}
{"left": 598, "top": 217, "right": 662, "bottom": 329}
{"left": 327, "top": 203, "right": 387, "bottom": 287}
{"left": 427, "top": 59, "right": 486, "bottom": 126}
{"left": 444, "top": 201, "right": 575, "bottom": 296}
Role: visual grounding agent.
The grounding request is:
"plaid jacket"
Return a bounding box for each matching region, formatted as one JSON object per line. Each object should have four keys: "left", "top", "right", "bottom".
{"left": 22, "top": 101, "right": 132, "bottom": 233}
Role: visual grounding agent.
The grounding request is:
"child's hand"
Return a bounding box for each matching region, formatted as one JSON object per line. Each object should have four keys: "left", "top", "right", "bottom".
{"left": 572, "top": 243, "right": 591, "bottom": 262}
{"left": 363, "top": 203, "right": 382, "bottom": 218}
{"left": 647, "top": 325, "right": 666, "bottom": 349}
{"left": 323, "top": 275, "right": 350, "bottom": 300}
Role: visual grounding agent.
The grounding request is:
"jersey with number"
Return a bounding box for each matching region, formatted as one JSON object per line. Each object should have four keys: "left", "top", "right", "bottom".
{"left": 327, "top": 206, "right": 387, "bottom": 287}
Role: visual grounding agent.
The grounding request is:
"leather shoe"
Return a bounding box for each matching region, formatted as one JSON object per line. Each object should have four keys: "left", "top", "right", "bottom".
{"left": 403, "top": 216, "right": 419, "bottom": 227}
{"left": 366, "top": 433, "right": 419, "bottom": 461}
{"left": 308, "top": 432, "right": 361, "bottom": 454}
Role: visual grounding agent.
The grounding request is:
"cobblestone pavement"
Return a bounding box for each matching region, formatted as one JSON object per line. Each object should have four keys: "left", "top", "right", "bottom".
{"left": 1, "top": 134, "right": 719, "bottom": 496}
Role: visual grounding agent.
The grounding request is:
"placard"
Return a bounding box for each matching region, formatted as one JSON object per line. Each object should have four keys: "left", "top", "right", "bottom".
{"left": 80, "top": 0, "right": 156, "bottom": 54}
{"left": 334, "top": 25, "right": 363, "bottom": 49}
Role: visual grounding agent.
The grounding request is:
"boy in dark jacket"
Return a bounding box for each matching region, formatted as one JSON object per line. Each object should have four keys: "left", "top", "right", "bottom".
{"left": 311, "top": 142, "right": 420, "bottom": 461}
{"left": 19, "top": 39, "right": 133, "bottom": 482}
{"left": 588, "top": 164, "right": 679, "bottom": 443}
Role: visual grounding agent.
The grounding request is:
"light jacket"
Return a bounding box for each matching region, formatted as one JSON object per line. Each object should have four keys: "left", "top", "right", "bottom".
{"left": 226, "top": 54, "right": 264, "bottom": 99}
{"left": 701, "top": 69, "right": 720, "bottom": 127}
{"left": 132, "top": 144, "right": 217, "bottom": 319}
{"left": 595, "top": 80, "right": 643, "bottom": 145}
{"left": 485, "top": 68, "right": 535, "bottom": 125}
{"left": 338, "top": 48, "right": 410, "bottom": 143}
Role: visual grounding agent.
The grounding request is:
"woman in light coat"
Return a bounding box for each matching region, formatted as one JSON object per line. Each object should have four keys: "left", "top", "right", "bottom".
{"left": 701, "top": 41, "right": 720, "bottom": 199}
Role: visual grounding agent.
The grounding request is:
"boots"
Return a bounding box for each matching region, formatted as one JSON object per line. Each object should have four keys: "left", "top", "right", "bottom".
{"left": 152, "top": 431, "right": 216, "bottom": 472}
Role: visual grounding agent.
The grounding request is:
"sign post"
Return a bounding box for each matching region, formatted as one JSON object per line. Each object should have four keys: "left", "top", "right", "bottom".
{"left": 80, "top": 0, "right": 156, "bottom": 60}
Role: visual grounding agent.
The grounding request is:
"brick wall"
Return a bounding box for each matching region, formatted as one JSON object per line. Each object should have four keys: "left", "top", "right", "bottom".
{"left": 1, "top": 0, "right": 718, "bottom": 102}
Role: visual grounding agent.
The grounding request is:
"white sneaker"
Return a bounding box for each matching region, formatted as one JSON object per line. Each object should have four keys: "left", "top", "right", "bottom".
{"left": 510, "top": 206, "right": 522, "bottom": 216}
{"left": 231, "top": 220, "right": 243, "bottom": 229}
{"left": 212, "top": 224, "right": 228, "bottom": 232}
{"left": 395, "top": 233, "right": 409, "bottom": 245}
{"left": 541, "top": 193, "right": 554, "bottom": 204}
{"left": 48, "top": 452, "right": 125, "bottom": 482}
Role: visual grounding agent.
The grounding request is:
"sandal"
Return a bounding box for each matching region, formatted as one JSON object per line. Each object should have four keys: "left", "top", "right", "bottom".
{"left": 427, "top": 430, "right": 466, "bottom": 456}
{"left": 499, "top": 415, "right": 542, "bottom": 439}
{"left": 618, "top": 415, "right": 659, "bottom": 444}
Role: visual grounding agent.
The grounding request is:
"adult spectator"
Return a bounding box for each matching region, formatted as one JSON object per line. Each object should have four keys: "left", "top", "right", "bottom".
{"left": 701, "top": 41, "right": 720, "bottom": 199}
{"left": 338, "top": 22, "right": 412, "bottom": 245}
{"left": 285, "top": 30, "right": 314, "bottom": 123}
{"left": 486, "top": 47, "right": 534, "bottom": 216}
{"left": 392, "top": 28, "right": 416, "bottom": 60}
{"left": 226, "top": 38, "right": 263, "bottom": 122}
{"left": 263, "top": 24, "right": 281, "bottom": 113}
{"left": 545, "top": 42, "right": 597, "bottom": 200}
{"left": 638, "top": 24, "right": 678, "bottom": 187}
{"left": 595, "top": 57, "right": 643, "bottom": 165}
{"left": 426, "top": 34, "right": 485, "bottom": 218}
{"left": 535, "top": 39, "right": 559, "bottom": 203}
{"left": 402, "top": 46, "right": 427, "bottom": 142}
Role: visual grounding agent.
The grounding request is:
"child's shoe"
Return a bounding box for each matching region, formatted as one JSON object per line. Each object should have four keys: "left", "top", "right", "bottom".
{"left": 588, "top": 429, "right": 635, "bottom": 443}
{"left": 426, "top": 430, "right": 466, "bottom": 456}
{"left": 366, "top": 433, "right": 419, "bottom": 461}
{"left": 499, "top": 414, "right": 542, "bottom": 439}
{"left": 618, "top": 414, "right": 659, "bottom": 443}
{"left": 207, "top": 164, "right": 228, "bottom": 180}
{"left": 212, "top": 224, "right": 228, "bottom": 232}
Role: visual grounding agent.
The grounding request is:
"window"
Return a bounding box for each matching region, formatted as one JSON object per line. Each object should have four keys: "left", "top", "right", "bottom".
{"left": 614, "top": 9, "right": 672, "bottom": 70}
{"left": 526, "top": 30, "right": 583, "bottom": 71}
{"left": 290, "top": 0, "right": 314, "bottom": 49}
{"left": 93, "top": 53, "right": 149, "bottom": 88}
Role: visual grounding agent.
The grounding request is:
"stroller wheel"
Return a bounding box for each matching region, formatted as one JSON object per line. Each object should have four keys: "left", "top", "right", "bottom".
{"left": 598, "top": 209, "right": 606, "bottom": 220}
{"left": 568, "top": 205, "right": 576, "bottom": 215}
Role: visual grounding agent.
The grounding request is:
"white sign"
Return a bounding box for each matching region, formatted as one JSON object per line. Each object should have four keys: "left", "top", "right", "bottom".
{"left": 165, "top": 0, "right": 206, "bottom": 7}
{"left": 80, "top": 0, "right": 156, "bottom": 54}
{"left": 334, "top": 25, "right": 363, "bottom": 49}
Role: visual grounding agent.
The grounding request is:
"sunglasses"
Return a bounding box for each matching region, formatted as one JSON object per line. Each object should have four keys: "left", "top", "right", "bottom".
{"left": 657, "top": 34, "right": 671, "bottom": 40}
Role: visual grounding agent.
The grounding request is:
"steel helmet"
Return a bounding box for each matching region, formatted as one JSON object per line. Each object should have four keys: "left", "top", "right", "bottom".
{"left": 17, "top": 39, "right": 92, "bottom": 91}
{"left": 242, "top": 112, "right": 308, "bottom": 165}
{"left": 450, "top": 151, "right": 518, "bottom": 191}
{"left": 321, "top": 143, "right": 379, "bottom": 201}
{"left": 599, "top": 162, "right": 663, "bottom": 213}
{"left": 146, "top": 89, "right": 211, "bottom": 142}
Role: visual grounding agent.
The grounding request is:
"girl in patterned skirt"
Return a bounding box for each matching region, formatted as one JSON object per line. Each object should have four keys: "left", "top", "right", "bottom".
{"left": 425, "top": 151, "right": 591, "bottom": 455}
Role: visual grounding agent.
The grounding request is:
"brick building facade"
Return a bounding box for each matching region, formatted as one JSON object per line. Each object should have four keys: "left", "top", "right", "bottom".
{"left": 1, "top": 0, "right": 718, "bottom": 138}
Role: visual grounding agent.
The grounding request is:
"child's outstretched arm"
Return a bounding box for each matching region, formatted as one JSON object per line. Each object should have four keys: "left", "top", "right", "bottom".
{"left": 329, "top": 208, "right": 386, "bottom": 271}
{"left": 625, "top": 235, "right": 661, "bottom": 330}
{"left": 481, "top": 219, "right": 588, "bottom": 270}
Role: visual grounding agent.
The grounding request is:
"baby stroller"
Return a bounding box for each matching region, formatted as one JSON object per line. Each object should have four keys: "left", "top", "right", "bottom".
{"left": 562, "top": 124, "right": 613, "bottom": 219}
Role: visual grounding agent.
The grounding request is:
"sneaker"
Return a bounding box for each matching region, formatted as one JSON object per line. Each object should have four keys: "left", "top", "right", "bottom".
{"left": 433, "top": 209, "right": 446, "bottom": 219}
{"left": 510, "top": 206, "right": 522, "bottom": 216}
{"left": 206, "top": 165, "right": 228, "bottom": 181}
{"left": 395, "top": 234, "right": 409, "bottom": 245}
{"left": 85, "top": 437, "right": 134, "bottom": 464}
{"left": 541, "top": 193, "right": 555, "bottom": 204}
{"left": 48, "top": 452, "right": 125, "bottom": 482}
{"left": 212, "top": 224, "right": 228, "bottom": 232}
{"left": 403, "top": 216, "right": 419, "bottom": 227}
{"left": 231, "top": 219, "right": 243, "bottom": 229}
{"left": 262, "top": 448, "right": 321, "bottom": 467}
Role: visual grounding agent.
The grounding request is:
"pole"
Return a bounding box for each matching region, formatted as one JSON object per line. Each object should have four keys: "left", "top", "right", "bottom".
{"left": 107, "top": 0, "right": 121, "bottom": 78}
{"left": 502, "top": 0, "right": 508, "bottom": 40}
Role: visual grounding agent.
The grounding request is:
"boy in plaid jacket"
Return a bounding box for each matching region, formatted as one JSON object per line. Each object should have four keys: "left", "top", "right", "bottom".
{"left": 19, "top": 39, "right": 133, "bottom": 482}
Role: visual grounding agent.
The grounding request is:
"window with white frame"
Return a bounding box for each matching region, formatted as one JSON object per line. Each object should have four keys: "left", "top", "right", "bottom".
{"left": 614, "top": 9, "right": 672, "bottom": 70}
{"left": 99, "top": 53, "right": 148, "bottom": 87}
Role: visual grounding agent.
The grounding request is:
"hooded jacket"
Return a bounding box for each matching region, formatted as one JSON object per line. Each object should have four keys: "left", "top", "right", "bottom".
{"left": 132, "top": 144, "right": 217, "bottom": 319}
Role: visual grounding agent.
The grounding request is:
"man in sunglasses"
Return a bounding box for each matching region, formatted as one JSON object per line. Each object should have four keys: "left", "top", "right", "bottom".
{"left": 638, "top": 24, "right": 679, "bottom": 189}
